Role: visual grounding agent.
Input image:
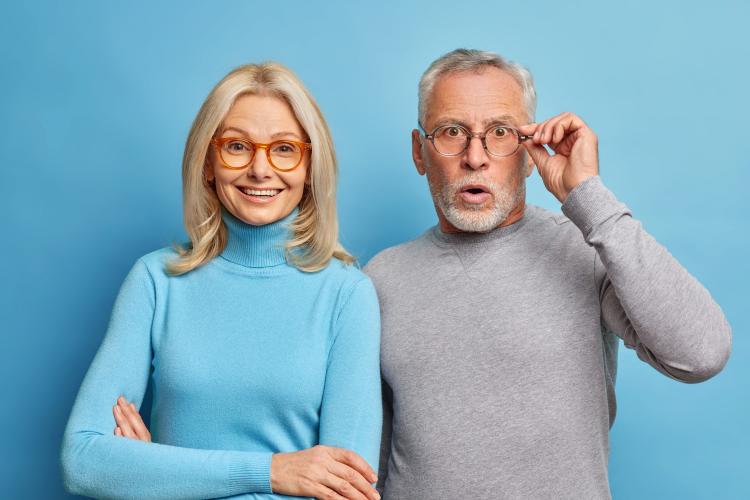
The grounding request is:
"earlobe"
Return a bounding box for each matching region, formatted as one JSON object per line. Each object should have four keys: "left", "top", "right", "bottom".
{"left": 204, "top": 158, "right": 216, "bottom": 185}
{"left": 412, "top": 129, "right": 426, "bottom": 176}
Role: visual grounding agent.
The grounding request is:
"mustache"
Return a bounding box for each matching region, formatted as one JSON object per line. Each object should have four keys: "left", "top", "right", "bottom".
{"left": 447, "top": 175, "right": 500, "bottom": 195}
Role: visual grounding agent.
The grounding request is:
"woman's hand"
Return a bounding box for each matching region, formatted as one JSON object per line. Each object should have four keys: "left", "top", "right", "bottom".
{"left": 112, "top": 397, "right": 378, "bottom": 499}
{"left": 112, "top": 395, "right": 151, "bottom": 442}
{"left": 271, "top": 445, "right": 380, "bottom": 500}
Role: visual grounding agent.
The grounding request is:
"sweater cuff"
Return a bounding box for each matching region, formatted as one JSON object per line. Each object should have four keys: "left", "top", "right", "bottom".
{"left": 228, "top": 452, "right": 273, "bottom": 495}
{"left": 560, "top": 175, "right": 629, "bottom": 239}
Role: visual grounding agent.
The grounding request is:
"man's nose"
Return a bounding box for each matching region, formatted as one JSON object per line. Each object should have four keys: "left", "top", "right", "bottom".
{"left": 462, "top": 136, "right": 489, "bottom": 170}
{"left": 247, "top": 147, "right": 273, "bottom": 180}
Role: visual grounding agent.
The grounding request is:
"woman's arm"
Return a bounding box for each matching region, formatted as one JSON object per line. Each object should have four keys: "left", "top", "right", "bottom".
{"left": 317, "top": 277, "right": 383, "bottom": 492}
{"left": 113, "top": 399, "right": 380, "bottom": 500}
{"left": 60, "top": 259, "right": 273, "bottom": 499}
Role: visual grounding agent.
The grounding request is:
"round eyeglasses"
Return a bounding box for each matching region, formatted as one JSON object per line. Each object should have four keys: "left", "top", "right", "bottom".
{"left": 210, "top": 137, "right": 312, "bottom": 172}
{"left": 419, "top": 123, "right": 532, "bottom": 157}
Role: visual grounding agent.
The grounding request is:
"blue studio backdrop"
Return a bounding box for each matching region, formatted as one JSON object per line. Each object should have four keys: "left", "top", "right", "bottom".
{"left": 2, "top": 1, "right": 748, "bottom": 498}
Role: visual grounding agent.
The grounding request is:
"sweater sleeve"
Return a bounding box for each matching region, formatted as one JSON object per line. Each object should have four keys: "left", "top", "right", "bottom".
{"left": 561, "top": 176, "right": 732, "bottom": 383}
{"left": 318, "top": 277, "right": 383, "bottom": 476}
{"left": 60, "top": 258, "right": 273, "bottom": 499}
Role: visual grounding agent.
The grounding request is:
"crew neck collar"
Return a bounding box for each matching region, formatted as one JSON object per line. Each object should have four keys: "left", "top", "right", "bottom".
{"left": 430, "top": 207, "right": 532, "bottom": 248}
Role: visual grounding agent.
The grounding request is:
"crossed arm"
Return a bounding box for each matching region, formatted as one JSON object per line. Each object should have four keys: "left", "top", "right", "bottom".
{"left": 60, "top": 260, "right": 383, "bottom": 500}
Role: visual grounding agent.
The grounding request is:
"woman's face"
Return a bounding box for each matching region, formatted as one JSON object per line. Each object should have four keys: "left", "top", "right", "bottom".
{"left": 207, "top": 93, "right": 309, "bottom": 226}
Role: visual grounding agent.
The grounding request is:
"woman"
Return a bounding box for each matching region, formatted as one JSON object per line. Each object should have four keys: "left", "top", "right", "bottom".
{"left": 60, "top": 62, "right": 382, "bottom": 500}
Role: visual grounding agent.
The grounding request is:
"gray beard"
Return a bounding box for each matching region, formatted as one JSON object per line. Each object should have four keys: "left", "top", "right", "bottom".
{"left": 431, "top": 172, "right": 526, "bottom": 233}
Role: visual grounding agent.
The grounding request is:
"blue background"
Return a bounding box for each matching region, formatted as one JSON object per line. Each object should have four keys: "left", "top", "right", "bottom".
{"left": 2, "top": 1, "right": 748, "bottom": 498}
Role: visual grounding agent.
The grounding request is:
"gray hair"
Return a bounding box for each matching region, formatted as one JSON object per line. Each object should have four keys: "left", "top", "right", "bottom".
{"left": 418, "top": 48, "right": 537, "bottom": 126}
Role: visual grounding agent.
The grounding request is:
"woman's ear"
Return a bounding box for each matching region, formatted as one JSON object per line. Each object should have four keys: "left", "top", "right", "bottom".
{"left": 204, "top": 157, "right": 215, "bottom": 186}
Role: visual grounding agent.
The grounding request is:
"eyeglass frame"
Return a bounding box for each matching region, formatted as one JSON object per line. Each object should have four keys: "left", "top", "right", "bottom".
{"left": 210, "top": 137, "right": 312, "bottom": 172}
{"left": 417, "top": 122, "right": 532, "bottom": 158}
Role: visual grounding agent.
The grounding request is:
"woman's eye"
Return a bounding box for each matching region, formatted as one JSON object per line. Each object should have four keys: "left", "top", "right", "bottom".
{"left": 226, "top": 141, "right": 247, "bottom": 152}
{"left": 272, "top": 142, "right": 298, "bottom": 154}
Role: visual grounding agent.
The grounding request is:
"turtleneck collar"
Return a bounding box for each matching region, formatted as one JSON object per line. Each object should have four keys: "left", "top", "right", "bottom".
{"left": 219, "top": 206, "right": 298, "bottom": 268}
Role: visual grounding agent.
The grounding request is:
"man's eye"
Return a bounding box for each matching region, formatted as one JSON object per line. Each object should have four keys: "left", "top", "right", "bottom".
{"left": 446, "top": 127, "right": 462, "bottom": 137}
{"left": 492, "top": 127, "right": 509, "bottom": 137}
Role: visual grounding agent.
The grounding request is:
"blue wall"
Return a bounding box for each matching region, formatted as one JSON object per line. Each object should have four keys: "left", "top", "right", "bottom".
{"left": 2, "top": 1, "right": 748, "bottom": 498}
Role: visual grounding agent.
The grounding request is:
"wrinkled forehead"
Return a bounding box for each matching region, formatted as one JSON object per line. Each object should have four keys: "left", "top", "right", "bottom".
{"left": 425, "top": 68, "right": 527, "bottom": 128}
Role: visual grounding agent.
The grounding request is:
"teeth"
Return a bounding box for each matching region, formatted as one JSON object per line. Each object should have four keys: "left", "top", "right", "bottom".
{"left": 240, "top": 188, "right": 280, "bottom": 197}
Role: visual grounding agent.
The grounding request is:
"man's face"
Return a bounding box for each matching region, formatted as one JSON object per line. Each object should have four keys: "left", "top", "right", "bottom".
{"left": 413, "top": 67, "right": 534, "bottom": 233}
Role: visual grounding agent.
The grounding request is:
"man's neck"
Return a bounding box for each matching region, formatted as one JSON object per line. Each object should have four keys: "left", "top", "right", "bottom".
{"left": 438, "top": 199, "right": 526, "bottom": 234}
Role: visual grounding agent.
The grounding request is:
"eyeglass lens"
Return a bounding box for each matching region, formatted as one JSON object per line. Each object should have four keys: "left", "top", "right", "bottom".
{"left": 220, "top": 139, "right": 303, "bottom": 170}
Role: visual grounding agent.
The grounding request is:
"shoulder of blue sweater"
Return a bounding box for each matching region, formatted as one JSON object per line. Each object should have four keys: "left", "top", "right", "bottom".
{"left": 318, "top": 256, "right": 372, "bottom": 286}
{"left": 133, "top": 245, "right": 180, "bottom": 277}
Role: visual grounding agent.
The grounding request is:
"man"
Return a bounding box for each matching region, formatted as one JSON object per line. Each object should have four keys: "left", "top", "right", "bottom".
{"left": 364, "top": 49, "right": 732, "bottom": 499}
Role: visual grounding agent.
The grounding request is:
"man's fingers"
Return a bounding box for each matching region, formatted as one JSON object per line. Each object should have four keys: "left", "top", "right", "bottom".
{"left": 518, "top": 123, "right": 539, "bottom": 136}
{"left": 534, "top": 112, "right": 588, "bottom": 145}
{"left": 114, "top": 426, "right": 122, "bottom": 436}
{"left": 329, "top": 462, "right": 379, "bottom": 499}
{"left": 330, "top": 448, "right": 377, "bottom": 484}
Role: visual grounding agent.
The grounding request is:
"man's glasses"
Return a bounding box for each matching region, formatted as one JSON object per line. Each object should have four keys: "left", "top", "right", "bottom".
{"left": 419, "top": 123, "right": 532, "bottom": 157}
{"left": 210, "top": 137, "right": 312, "bottom": 172}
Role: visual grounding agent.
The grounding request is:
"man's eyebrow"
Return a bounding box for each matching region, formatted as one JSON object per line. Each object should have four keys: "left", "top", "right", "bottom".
{"left": 431, "top": 117, "right": 471, "bottom": 128}
{"left": 431, "top": 115, "right": 519, "bottom": 129}
{"left": 482, "top": 115, "right": 518, "bottom": 127}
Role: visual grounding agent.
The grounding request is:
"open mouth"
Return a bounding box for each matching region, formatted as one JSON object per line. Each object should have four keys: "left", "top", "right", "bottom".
{"left": 458, "top": 185, "right": 491, "bottom": 204}
{"left": 236, "top": 186, "right": 284, "bottom": 202}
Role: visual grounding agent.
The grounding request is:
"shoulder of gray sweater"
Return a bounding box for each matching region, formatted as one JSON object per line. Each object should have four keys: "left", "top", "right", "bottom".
{"left": 363, "top": 229, "right": 434, "bottom": 279}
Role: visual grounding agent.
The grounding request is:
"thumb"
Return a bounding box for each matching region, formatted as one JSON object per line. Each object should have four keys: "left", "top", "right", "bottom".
{"left": 522, "top": 141, "right": 550, "bottom": 172}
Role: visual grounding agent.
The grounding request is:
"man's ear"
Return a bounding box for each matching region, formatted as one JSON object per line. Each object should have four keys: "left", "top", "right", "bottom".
{"left": 525, "top": 150, "right": 535, "bottom": 177}
{"left": 412, "top": 129, "right": 427, "bottom": 176}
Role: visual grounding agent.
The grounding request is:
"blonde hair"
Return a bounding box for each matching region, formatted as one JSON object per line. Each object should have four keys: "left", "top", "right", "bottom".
{"left": 166, "top": 62, "right": 354, "bottom": 275}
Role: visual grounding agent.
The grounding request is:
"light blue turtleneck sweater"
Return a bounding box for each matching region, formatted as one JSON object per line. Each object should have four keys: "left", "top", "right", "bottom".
{"left": 60, "top": 208, "right": 382, "bottom": 499}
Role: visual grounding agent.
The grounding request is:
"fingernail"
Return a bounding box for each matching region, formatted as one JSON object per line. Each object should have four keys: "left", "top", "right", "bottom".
{"left": 114, "top": 405, "right": 121, "bottom": 414}
{"left": 130, "top": 403, "right": 136, "bottom": 410}
{"left": 373, "top": 492, "right": 381, "bottom": 500}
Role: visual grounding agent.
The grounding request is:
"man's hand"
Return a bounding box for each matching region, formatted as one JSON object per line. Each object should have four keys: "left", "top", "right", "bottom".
{"left": 112, "top": 395, "right": 151, "bottom": 442}
{"left": 519, "top": 112, "right": 599, "bottom": 203}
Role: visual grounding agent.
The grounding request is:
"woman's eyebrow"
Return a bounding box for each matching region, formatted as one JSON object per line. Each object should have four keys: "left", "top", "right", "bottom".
{"left": 270, "top": 131, "right": 303, "bottom": 140}
{"left": 219, "top": 127, "right": 302, "bottom": 140}
{"left": 219, "top": 126, "right": 250, "bottom": 137}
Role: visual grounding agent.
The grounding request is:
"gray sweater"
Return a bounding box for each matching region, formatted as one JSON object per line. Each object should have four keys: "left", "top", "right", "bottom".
{"left": 364, "top": 176, "right": 731, "bottom": 500}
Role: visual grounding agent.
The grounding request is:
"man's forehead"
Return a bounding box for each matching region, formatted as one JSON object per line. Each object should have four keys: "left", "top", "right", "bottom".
{"left": 426, "top": 68, "right": 526, "bottom": 126}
